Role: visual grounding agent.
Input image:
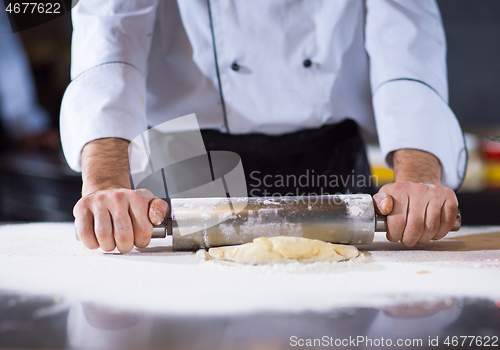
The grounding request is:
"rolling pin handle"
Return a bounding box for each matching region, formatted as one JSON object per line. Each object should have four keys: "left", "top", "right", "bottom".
{"left": 152, "top": 224, "right": 167, "bottom": 238}
{"left": 375, "top": 213, "right": 387, "bottom": 232}
{"left": 151, "top": 218, "right": 173, "bottom": 238}
{"left": 375, "top": 209, "right": 462, "bottom": 232}
{"left": 453, "top": 209, "right": 462, "bottom": 231}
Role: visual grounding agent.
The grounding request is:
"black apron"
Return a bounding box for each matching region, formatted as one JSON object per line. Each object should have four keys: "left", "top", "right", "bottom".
{"left": 201, "top": 119, "right": 374, "bottom": 197}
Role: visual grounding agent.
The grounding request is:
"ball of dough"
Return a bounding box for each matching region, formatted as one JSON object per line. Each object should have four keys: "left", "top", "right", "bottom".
{"left": 207, "top": 236, "right": 359, "bottom": 264}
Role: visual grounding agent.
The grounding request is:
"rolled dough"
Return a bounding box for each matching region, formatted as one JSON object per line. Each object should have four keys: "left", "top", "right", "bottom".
{"left": 207, "top": 236, "right": 360, "bottom": 264}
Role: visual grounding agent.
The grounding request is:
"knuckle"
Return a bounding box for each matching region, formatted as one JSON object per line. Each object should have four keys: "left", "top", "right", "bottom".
{"left": 426, "top": 211, "right": 441, "bottom": 233}
{"left": 413, "top": 183, "right": 428, "bottom": 195}
{"left": 114, "top": 227, "right": 133, "bottom": 243}
{"left": 114, "top": 228, "right": 131, "bottom": 241}
{"left": 443, "top": 186, "right": 455, "bottom": 196}
{"left": 133, "top": 220, "right": 153, "bottom": 248}
{"left": 94, "top": 221, "right": 111, "bottom": 237}
{"left": 444, "top": 188, "right": 458, "bottom": 203}
{"left": 132, "top": 190, "right": 148, "bottom": 201}
{"left": 128, "top": 191, "right": 142, "bottom": 203}
{"left": 390, "top": 217, "right": 406, "bottom": 232}
{"left": 404, "top": 227, "right": 420, "bottom": 238}
{"left": 426, "top": 220, "right": 440, "bottom": 233}
{"left": 378, "top": 185, "right": 390, "bottom": 194}
{"left": 94, "top": 227, "right": 111, "bottom": 239}
{"left": 443, "top": 205, "right": 457, "bottom": 222}
{"left": 136, "top": 223, "right": 153, "bottom": 239}
{"left": 74, "top": 198, "right": 90, "bottom": 215}
{"left": 386, "top": 219, "right": 405, "bottom": 241}
{"left": 392, "top": 182, "right": 407, "bottom": 192}
{"left": 110, "top": 190, "right": 126, "bottom": 202}
{"left": 95, "top": 192, "right": 107, "bottom": 203}
{"left": 81, "top": 196, "right": 92, "bottom": 206}
{"left": 77, "top": 223, "right": 93, "bottom": 236}
{"left": 405, "top": 223, "right": 424, "bottom": 237}
{"left": 135, "top": 188, "right": 154, "bottom": 200}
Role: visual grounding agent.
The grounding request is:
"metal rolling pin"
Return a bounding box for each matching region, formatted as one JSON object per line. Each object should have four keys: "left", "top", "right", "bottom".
{"left": 152, "top": 194, "right": 461, "bottom": 250}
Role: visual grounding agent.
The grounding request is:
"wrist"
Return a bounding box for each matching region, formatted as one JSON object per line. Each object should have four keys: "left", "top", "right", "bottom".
{"left": 392, "top": 149, "right": 441, "bottom": 186}
{"left": 81, "top": 138, "right": 131, "bottom": 196}
{"left": 82, "top": 183, "right": 130, "bottom": 197}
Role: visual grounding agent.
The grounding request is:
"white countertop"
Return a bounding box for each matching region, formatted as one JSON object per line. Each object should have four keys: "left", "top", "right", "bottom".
{"left": 0, "top": 223, "right": 499, "bottom": 315}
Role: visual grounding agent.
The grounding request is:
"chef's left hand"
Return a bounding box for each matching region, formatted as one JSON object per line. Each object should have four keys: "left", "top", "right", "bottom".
{"left": 373, "top": 183, "right": 458, "bottom": 246}
{"left": 371, "top": 149, "right": 458, "bottom": 247}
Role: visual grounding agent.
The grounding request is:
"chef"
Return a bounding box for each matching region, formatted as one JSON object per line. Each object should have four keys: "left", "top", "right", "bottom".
{"left": 61, "top": 0, "right": 466, "bottom": 253}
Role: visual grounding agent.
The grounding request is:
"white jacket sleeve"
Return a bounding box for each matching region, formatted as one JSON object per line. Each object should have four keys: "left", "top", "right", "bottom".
{"left": 60, "top": 0, "right": 158, "bottom": 172}
{"left": 365, "top": 0, "right": 466, "bottom": 189}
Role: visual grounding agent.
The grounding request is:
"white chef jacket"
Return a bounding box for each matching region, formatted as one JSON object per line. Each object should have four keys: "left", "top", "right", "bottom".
{"left": 60, "top": 0, "right": 466, "bottom": 189}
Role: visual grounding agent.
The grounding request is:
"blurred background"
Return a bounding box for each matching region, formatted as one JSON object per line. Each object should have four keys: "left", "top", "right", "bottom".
{"left": 0, "top": 0, "right": 499, "bottom": 224}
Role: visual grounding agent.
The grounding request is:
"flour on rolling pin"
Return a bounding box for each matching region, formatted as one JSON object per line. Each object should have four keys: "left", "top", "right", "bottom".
{"left": 171, "top": 195, "right": 377, "bottom": 250}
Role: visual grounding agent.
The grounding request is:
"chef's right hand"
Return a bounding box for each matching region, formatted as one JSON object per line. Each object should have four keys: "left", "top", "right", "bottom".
{"left": 73, "top": 188, "right": 169, "bottom": 253}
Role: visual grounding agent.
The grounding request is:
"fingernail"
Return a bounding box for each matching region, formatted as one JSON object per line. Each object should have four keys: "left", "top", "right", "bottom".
{"left": 404, "top": 240, "right": 415, "bottom": 248}
{"left": 150, "top": 208, "right": 164, "bottom": 225}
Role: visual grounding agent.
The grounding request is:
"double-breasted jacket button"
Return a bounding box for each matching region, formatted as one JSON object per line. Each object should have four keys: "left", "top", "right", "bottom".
{"left": 231, "top": 62, "right": 240, "bottom": 71}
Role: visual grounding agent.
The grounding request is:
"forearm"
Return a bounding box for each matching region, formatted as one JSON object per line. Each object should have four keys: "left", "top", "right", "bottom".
{"left": 392, "top": 149, "right": 441, "bottom": 186}
{"left": 81, "top": 138, "right": 131, "bottom": 196}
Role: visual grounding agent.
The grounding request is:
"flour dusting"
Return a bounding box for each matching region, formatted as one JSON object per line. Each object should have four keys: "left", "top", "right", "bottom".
{"left": 0, "top": 223, "right": 499, "bottom": 316}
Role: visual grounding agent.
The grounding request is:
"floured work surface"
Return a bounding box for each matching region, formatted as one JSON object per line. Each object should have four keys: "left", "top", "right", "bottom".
{"left": 0, "top": 223, "right": 499, "bottom": 315}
